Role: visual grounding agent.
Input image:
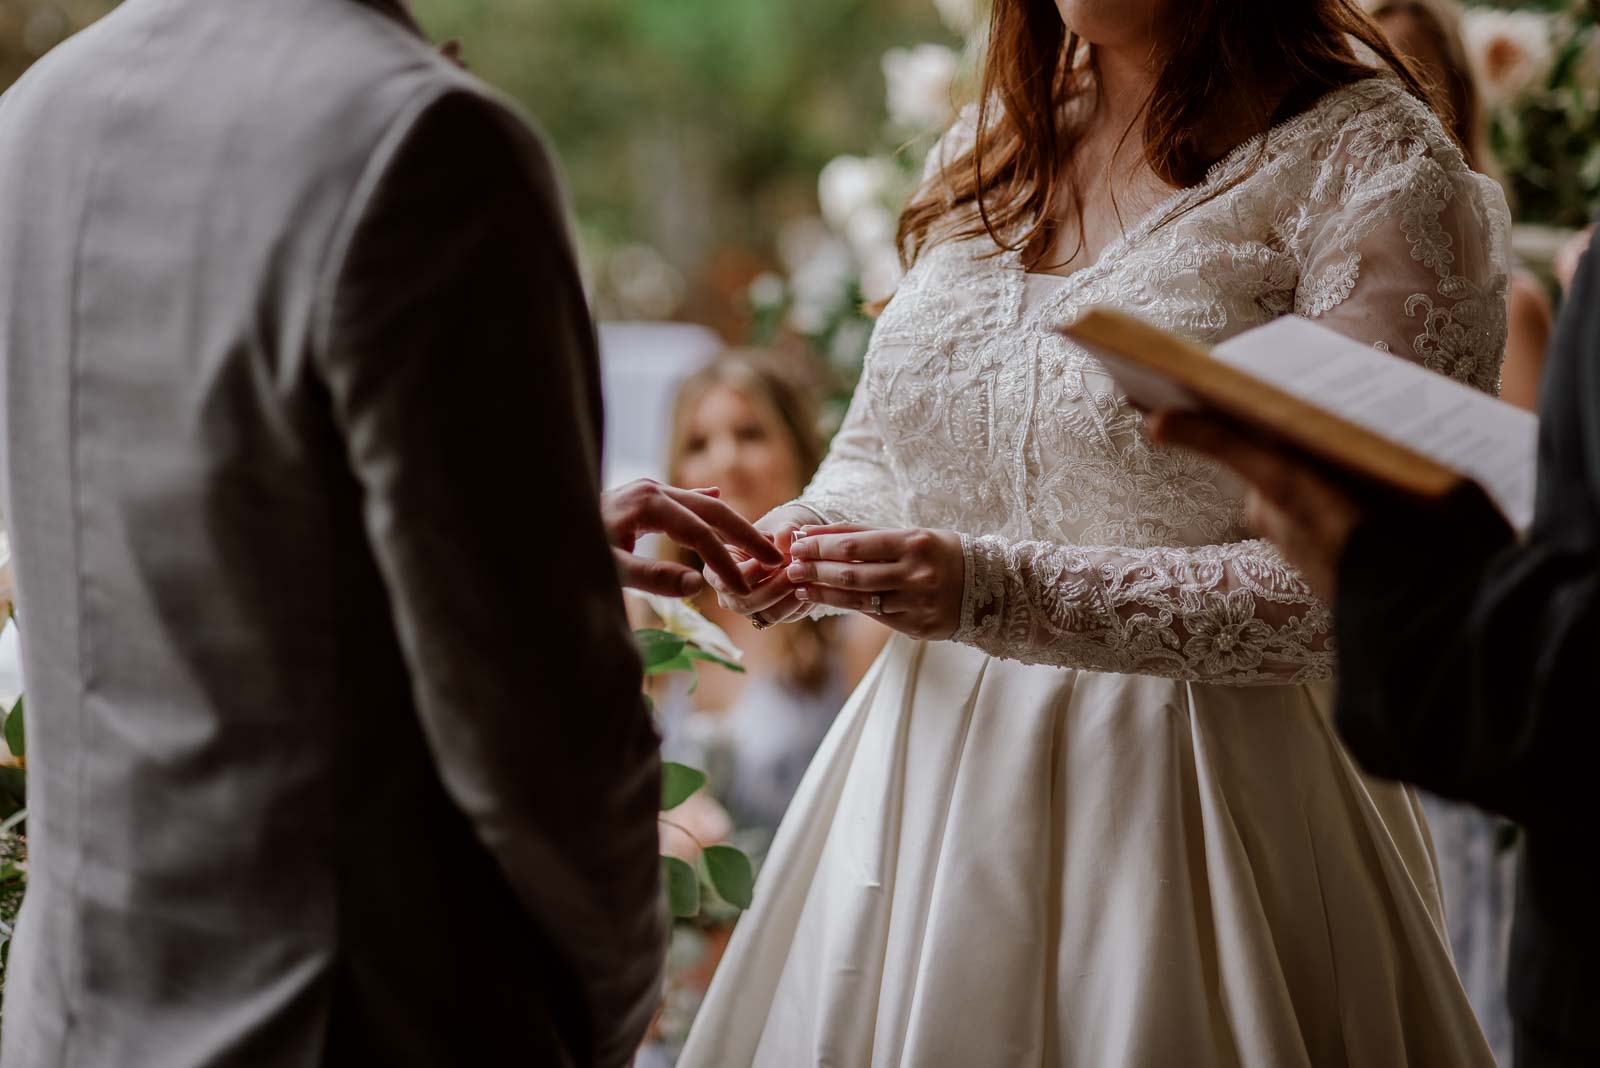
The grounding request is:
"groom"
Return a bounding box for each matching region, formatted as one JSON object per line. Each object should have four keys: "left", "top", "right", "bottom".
{"left": 1152, "top": 231, "right": 1600, "bottom": 1067}
{"left": 0, "top": 0, "right": 780, "bottom": 1066}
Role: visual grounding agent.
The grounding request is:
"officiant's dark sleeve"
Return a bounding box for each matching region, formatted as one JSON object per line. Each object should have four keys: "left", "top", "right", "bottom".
{"left": 317, "top": 89, "right": 662, "bottom": 1068}
{"left": 1334, "top": 236, "right": 1600, "bottom": 836}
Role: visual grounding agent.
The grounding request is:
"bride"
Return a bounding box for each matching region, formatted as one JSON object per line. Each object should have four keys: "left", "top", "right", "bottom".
{"left": 683, "top": 0, "right": 1508, "bottom": 1063}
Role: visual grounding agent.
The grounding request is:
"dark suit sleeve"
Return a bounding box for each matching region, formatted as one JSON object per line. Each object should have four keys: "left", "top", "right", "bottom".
{"left": 317, "top": 88, "right": 662, "bottom": 1067}
{"left": 1335, "top": 309, "right": 1600, "bottom": 834}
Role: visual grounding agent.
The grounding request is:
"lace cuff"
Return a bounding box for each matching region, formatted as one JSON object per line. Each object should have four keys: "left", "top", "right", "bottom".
{"left": 952, "top": 534, "right": 1335, "bottom": 686}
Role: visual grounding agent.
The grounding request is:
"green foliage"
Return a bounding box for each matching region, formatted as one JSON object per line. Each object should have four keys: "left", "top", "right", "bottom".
{"left": 1481, "top": 1, "right": 1600, "bottom": 225}
{"left": 660, "top": 761, "right": 708, "bottom": 811}
{"left": 701, "top": 844, "right": 754, "bottom": 909}
{"left": 3, "top": 698, "right": 21, "bottom": 760}
{"left": 636, "top": 628, "right": 689, "bottom": 672}
{"left": 662, "top": 855, "right": 701, "bottom": 918}
{"left": 411, "top": 0, "right": 951, "bottom": 269}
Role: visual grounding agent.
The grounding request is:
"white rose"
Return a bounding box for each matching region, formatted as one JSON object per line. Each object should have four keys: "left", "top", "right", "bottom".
{"left": 817, "top": 155, "right": 898, "bottom": 235}
{"left": 932, "top": 0, "right": 987, "bottom": 36}
{"left": 858, "top": 246, "right": 906, "bottom": 304}
{"left": 631, "top": 590, "right": 744, "bottom": 666}
{"left": 1461, "top": 9, "right": 1555, "bottom": 108}
{"left": 782, "top": 229, "right": 855, "bottom": 335}
{"left": 747, "top": 271, "right": 787, "bottom": 311}
{"left": 882, "top": 43, "right": 961, "bottom": 131}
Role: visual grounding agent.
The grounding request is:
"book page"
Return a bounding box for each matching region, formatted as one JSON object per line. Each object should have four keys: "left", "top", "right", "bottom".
{"left": 1213, "top": 317, "right": 1539, "bottom": 530}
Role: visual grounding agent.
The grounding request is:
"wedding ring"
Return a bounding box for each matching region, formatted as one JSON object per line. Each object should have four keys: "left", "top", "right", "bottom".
{"left": 869, "top": 593, "right": 883, "bottom": 615}
{"left": 751, "top": 613, "right": 775, "bottom": 631}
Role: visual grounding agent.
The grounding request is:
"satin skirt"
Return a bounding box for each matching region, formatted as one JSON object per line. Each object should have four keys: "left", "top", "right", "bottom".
{"left": 678, "top": 636, "right": 1495, "bottom": 1067}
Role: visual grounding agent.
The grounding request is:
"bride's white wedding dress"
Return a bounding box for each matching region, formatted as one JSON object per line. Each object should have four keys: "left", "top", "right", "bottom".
{"left": 680, "top": 79, "right": 1507, "bottom": 1067}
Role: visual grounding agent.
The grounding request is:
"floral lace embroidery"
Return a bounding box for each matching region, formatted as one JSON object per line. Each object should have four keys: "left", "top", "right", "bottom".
{"left": 795, "top": 77, "right": 1510, "bottom": 683}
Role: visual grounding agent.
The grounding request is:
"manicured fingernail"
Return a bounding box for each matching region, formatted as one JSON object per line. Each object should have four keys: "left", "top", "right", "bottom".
{"left": 791, "top": 529, "right": 810, "bottom": 540}
{"left": 795, "top": 586, "right": 810, "bottom": 601}
{"left": 786, "top": 562, "right": 807, "bottom": 581}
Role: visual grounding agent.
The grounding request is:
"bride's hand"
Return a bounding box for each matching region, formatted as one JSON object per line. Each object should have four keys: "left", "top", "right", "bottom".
{"left": 704, "top": 504, "right": 818, "bottom": 625}
{"left": 785, "top": 524, "right": 964, "bottom": 640}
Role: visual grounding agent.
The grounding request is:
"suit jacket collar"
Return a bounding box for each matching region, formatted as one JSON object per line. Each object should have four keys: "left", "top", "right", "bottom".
{"left": 354, "top": 0, "right": 424, "bottom": 37}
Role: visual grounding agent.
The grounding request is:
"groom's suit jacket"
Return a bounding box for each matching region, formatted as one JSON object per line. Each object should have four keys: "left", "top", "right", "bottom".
{"left": 0, "top": 1, "right": 662, "bottom": 1065}
{"left": 1333, "top": 228, "right": 1600, "bottom": 1066}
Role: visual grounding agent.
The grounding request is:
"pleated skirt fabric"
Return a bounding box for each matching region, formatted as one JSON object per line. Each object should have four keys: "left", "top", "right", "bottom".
{"left": 678, "top": 636, "right": 1495, "bottom": 1067}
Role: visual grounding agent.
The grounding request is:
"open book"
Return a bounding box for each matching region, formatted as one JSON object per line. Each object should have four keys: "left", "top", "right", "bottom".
{"left": 1059, "top": 308, "right": 1539, "bottom": 531}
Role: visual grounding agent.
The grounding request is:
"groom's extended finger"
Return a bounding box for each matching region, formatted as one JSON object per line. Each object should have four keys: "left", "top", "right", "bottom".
{"left": 614, "top": 549, "right": 703, "bottom": 597}
{"left": 785, "top": 559, "right": 902, "bottom": 591}
{"left": 648, "top": 498, "right": 752, "bottom": 593}
{"left": 668, "top": 487, "right": 785, "bottom": 567}
{"left": 789, "top": 528, "right": 906, "bottom": 563}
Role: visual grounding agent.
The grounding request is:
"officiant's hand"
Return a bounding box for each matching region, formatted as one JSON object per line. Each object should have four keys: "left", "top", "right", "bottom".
{"left": 601, "top": 479, "right": 784, "bottom": 598}
{"left": 785, "top": 524, "right": 964, "bottom": 640}
{"left": 1148, "top": 410, "right": 1364, "bottom": 601}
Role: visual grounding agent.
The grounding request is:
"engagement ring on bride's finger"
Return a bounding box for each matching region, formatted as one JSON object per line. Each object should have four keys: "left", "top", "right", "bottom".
{"left": 869, "top": 593, "right": 883, "bottom": 615}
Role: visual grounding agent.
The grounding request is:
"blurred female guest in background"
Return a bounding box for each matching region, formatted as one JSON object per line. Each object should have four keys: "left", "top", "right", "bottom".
{"left": 653, "top": 350, "right": 886, "bottom": 834}
{"left": 1367, "top": 0, "right": 1552, "bottom": 411}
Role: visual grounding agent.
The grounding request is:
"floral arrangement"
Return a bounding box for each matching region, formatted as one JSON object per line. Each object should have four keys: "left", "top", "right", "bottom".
{"left": 1464, "top": 0, "right": 1600, "bottom": 228}
{"left": 748, "top": 0, "right": 988, "bottom": 413}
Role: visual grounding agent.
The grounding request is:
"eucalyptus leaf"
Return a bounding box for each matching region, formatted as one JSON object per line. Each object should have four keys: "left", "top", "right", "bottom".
{"left": 5, "top": 695, "right": 23, "bottom": 758}
{"left": 635, "top": 628, "right": 687, "bottom": 671}
{"left": 662, "top": 855, "right": 700, "bottom": 918}
{"left": 702, "top": 844, "right": 754, "bottom": 909}
{"left": 660, "top": 762, "right": 707, "bottom": 811}
{"left": 686, "top": 646, "right": 747, "bottom": 674}
{"left": 646, "top": 651, "right": 696, "bottom": 677}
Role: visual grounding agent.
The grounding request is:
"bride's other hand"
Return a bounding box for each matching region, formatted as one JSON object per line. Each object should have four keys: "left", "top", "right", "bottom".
{"left": 786, "top": 524, "right": 964, "bottom": 640}
{"left": 601, "top": 479, "right": 784, "bottom": 597}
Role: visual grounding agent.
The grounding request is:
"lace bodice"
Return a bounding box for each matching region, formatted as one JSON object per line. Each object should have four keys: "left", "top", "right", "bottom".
{"left": 794, "top": 78, "right": 1511, "bottom": 685}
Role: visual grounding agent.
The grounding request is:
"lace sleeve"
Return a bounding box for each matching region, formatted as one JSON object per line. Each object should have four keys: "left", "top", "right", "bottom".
{"left": 954, "top": 537, "right": 1333, "bottom": 685}
{"left": 789, "top": 378, "right": 903, "bottom": 526}
{"left": 1293, "top": 88, "right": 1512, "bottom": 391}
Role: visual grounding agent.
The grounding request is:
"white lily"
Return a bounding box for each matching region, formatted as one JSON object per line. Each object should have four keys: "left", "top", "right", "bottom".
{"left": 630, "top": 590, "right": 744, "bottom": 666}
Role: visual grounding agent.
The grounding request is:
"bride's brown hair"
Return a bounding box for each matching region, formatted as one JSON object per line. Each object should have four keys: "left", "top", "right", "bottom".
{"left": 898, "top": 0, "right": 1446, "bottom": 272}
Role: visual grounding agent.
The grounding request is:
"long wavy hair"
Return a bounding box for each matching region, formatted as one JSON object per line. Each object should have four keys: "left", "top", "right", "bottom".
{"left": 898, "top": 0, "right": 1446, "bottom": 272}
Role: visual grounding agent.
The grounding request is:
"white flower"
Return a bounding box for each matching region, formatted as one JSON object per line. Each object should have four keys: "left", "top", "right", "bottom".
{"left": 630, "top": 590, "right": 744, "bottom": 665}
{"left": 858, "top": 246, "right": 905, "bottom": 304}
{"left": 747, "top": 271, "right": 787, "bottom": 311}
{"left": 607, "top": 243, "right": 685, "bottom": 320}
{"left": 932, "top": 0, "right": 987, "bottom": 36}
{"left": 780, "top": 219, "right": 856, "bottom": 334}
{"left": 882, "top": 44, "right": 961, "bottom": 131}
{"left": 817, "top": 155, "right": 899, "bottom": 235}
{"left": 1461, "top": 9, "right": 1555, "bottom": 108}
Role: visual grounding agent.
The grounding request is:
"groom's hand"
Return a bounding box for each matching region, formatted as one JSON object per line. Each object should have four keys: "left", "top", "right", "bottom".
{"left": 601, "top": 479, "right": 784, "bottom": 597}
